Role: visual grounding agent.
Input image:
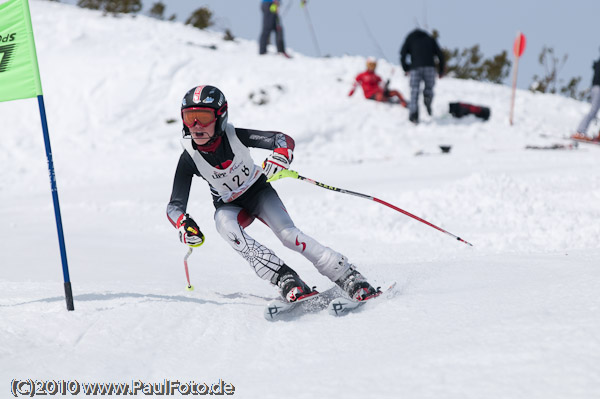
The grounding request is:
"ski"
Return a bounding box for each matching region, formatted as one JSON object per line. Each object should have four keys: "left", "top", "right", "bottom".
{"left": 525, "top": 143, "right": 578, "bottom": 150}
{"left": 327, "top": 282, "right": 397, "bottom": 317}
{"left": 539, "top": 133, "right": 570, "bottom": 140}
{"left": 263, "top": 286, "right": 341, "bottom": 321}
{"left": 539, "top": 133, "right": 600, "bottom": 146}
{"left": 570, "top": 137, "right": 600, "bottom": 146}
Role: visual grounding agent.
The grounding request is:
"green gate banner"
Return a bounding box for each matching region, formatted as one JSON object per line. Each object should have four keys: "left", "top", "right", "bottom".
{"left": 0, "top": 0, "right": 42, "bottom": 102}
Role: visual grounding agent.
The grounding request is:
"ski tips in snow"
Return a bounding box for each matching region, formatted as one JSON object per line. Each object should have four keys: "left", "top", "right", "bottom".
{"left": 264, "top": 286, "right": 344, "bottom": 321}
{"left": 327, "top": 297, "right": 364, "bottom": 316}
{"left": 264, "top": 282, "right": 398, "bottom": 320}
{"left": 328, "top": 282, "right": 397, "bottom": 317}
{"left": 264, "top": 289, "right": 324, "bottom": 321}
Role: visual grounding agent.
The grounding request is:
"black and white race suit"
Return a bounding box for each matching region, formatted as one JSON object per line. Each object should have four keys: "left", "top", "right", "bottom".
{"left": 167, "top": 123, "right": 351, "bottom": 285}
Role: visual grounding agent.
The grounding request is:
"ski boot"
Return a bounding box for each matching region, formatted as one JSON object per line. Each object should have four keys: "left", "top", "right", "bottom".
{"left": 409, "top": 112, "right": 419, "bottom": 124}
{"left": 424, "top": 96, "right": 433, "bottom": 116}
{"left": 275, "top": 265, "right": 317, "bottom": 303}
{"left": 335, "top": 265, "right": 379, "bottom": 301}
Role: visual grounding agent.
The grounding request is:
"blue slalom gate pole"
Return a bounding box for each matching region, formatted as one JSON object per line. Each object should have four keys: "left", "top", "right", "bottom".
{"left": 37, "top": 95, "right": 74, "bottom": 311}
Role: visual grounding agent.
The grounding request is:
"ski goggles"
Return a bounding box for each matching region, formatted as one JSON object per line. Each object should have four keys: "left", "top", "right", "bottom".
{"left": 182, "top": 107, "right": 217, "bottom": 128}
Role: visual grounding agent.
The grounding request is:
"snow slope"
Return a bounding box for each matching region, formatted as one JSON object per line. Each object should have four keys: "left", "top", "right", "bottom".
{"left": 1, "top": 2, "right": 599, "bottom": 398}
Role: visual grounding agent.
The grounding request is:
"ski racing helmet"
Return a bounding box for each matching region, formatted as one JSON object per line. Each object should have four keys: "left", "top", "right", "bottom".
{"left": 180, "top": 85, "right": 228, "bottom": 139}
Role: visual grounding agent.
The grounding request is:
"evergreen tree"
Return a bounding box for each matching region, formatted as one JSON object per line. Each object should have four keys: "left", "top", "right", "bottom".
{"left": 105, "top": 0, "right": 142, "bottom": 14}
{"left": 442, "top": 44, "right": 511, "bottom": 84}
{"left": 149, "top": 2, "right": 165, "bottom": 20}
{"left": 77, "top": 0, "right": 141, "bottom": 15}
{"left": 77, "top": 0, "right": 103, "bottom": 10}
{"left": 529, "top": 46, "right": 588, "bottom": 101}
{"left": 185, "top": 7, "right": 213, "bottom": 30}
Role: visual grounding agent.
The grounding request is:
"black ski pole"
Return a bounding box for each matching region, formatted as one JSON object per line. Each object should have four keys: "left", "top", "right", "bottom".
{"left": 359, "top": 14, "right": 396, "bottom": 81}
{"left": 301, "top": 1, "right": 321, "bottom": 57}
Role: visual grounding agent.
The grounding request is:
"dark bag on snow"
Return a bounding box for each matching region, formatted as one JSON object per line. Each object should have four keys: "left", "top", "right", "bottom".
{"left": 449, "top": 102, "right": 490, "bottom": 120}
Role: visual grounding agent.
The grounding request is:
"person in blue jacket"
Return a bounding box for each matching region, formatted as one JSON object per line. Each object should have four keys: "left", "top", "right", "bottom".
{"left": 259, "top": 0, "right": 290, "bottom": 57}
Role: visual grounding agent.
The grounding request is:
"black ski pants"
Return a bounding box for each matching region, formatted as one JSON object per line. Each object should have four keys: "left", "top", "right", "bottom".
{"left": 259, "top": 2, "right": 285, "bottom": 54}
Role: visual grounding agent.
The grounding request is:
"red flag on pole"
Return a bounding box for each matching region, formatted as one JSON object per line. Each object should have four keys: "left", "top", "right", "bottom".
{"left": 509, "top": 32, "right": 526, "bottom": 125}
{"left": 513, "top": 33, "right": 526, "bottom": 58}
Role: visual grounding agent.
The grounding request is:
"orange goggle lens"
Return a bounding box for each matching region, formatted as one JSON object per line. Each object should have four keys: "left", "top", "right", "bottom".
{"left": 182, "top": 108, "right": 216, "bottom": 128}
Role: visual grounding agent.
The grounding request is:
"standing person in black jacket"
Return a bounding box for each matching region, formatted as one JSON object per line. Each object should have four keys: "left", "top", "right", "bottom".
{"left": 400, "top": 29, "right": 445, "bottom": 124}
{"left": 572, "top": 57, "right": 600, "bottom": 142}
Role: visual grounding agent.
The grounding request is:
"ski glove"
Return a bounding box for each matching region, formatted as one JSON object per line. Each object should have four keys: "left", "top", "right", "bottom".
{"left": 177, "top": 214, "right": 205, "bottom": 248}
{"left": 262, "top": 148, "right": 293, "bottom": 180}
{"left": 348, "top": 83, "right": 356, "bottom": 96}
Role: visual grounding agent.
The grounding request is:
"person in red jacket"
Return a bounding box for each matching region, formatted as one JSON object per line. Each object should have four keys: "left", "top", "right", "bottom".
{"left": 348, "top": 57, "right": 408, "bottom": 108}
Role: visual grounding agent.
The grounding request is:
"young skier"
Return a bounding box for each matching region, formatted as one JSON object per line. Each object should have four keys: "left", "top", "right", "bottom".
{"left": 349, "top": 57, "right": 408, "bottom": 107}
{"left": 167, "top": 85, "right": 378, "bottom": 303}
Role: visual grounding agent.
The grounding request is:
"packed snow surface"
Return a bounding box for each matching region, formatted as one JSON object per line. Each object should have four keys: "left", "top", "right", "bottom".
{"left": 1, "top": 2, "right": 599, "bottom": 398}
